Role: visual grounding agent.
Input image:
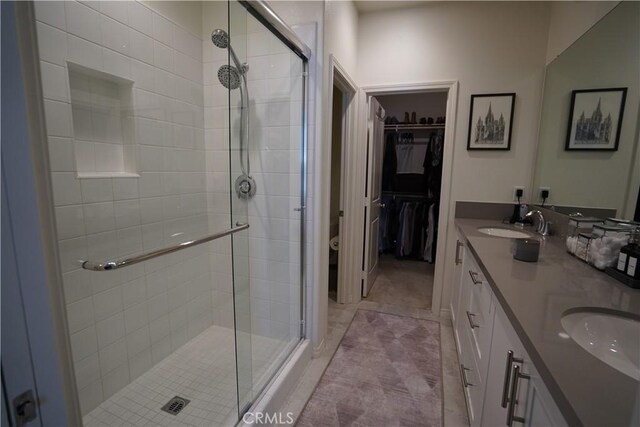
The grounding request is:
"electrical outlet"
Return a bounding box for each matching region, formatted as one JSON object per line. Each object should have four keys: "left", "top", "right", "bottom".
{"left": 539, "top": 187, "right": 551, "bottom": 202}
{"left": 513, "top": 186, "right": 525, "bottom": 201}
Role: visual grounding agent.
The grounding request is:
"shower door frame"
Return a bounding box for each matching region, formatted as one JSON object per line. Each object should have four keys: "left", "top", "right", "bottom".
{"left": 230, "top": 0, "right": 311, "bottom": 418}
{"left": 237, "top": 0, "right": 311, "bottom": 342}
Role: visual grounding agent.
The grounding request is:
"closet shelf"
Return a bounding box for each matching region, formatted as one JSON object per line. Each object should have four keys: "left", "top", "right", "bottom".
{"left": 384, "top": 124, "right": 445, "bottom": 131}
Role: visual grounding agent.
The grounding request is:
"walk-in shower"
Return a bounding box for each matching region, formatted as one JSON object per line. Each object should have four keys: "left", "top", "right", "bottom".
{"left": 211, "top": 28, "right": 256, "bottom": 200}
{"left": 32, "top": 0, "right": 309, "bottom": 424}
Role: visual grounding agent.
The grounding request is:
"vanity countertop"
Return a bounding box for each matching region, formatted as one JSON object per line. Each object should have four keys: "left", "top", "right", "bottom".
{"left": 455, "top": 219, "right": 640, "bottom": 427}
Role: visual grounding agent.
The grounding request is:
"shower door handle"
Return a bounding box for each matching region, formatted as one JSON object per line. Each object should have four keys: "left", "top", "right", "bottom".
{"left": 82, "top": 223, "right": 250, "bottom": 271}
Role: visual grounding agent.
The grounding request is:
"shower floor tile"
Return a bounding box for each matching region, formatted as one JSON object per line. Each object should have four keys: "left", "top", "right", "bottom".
{"left": 83, "top": 325, "right": 287, "bottom": 427}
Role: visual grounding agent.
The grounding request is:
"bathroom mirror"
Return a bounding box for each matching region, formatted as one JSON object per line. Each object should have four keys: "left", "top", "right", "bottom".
{"left": 533, "top": 2, "right": 640, "bottom": 220}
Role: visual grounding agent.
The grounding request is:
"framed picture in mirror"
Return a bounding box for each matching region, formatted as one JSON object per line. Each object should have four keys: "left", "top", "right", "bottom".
{"left": 467, "top": 93, "right": 515, "bottom": 150}
{"left": 565, "top": 88, "right": 627, "bottom": 151}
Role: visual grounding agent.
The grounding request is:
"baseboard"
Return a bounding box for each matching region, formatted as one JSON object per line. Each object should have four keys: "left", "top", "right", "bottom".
{"left": 312, "top": 338, "right": 326, "bottom": 357}
{"left": 440, "top": 308, "right": 452, "bottom": 325}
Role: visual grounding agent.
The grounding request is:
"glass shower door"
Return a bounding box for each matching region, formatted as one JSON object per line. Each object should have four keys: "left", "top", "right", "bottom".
{"left": 227, "top": 0, "right": 306, "bottom": 415}
{"left": 228, "top": 0, "right": 254, "bottom": 417}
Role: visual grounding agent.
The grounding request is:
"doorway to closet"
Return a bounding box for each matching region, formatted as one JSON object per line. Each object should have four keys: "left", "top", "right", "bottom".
{"left": 363, "top": 91, "right": 448, "bottom": 310}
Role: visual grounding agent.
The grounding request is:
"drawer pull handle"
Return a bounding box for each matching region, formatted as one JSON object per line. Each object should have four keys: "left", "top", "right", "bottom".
{"left": 455, "top": 240, "right": 463, "bottom": 265}
{"left": 506, "top": 364, "right": 530, "bottom": 426}
{"left": 501, "top": 350, "right": 523, "bottom": 408}
{"left": 466, "top": 311, "right": 479, "bottom": 329}
{"left": 460, "top": 364, "right": 474, "bottom": 388}
{"left": 469, "top": 270, "right": 482, "bottom": 285}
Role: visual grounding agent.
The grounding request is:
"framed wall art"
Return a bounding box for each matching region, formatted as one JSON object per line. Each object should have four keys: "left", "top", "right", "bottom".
{"left": 565, "top": 87, "right": 627, "bottom": 151}
{"left": 467, "top": 93, "right": 515, "bottom": 150}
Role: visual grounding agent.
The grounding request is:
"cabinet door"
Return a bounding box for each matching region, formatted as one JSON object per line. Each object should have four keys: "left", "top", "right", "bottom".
{"left": 519, "top": 362, "right": 568, "bottom": 427}
{"left": 459, "top": 325, "right": 483, "bottom": 427}
{"left": 451, "top": 236, "right": 465, "bottom": 324}
{"left": 483, "top": 303, "right": 567, "bottom": 427}
{"left": 453, "top": 238, "right": 469, "bottom": 351}
{"left": 481, "top": 303, "right": 520, "bottom": 426}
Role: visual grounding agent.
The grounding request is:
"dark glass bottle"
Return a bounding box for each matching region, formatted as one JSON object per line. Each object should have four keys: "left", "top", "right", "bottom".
{"left": 626, "top": 233, "right": 640, "bottom": 279}
{"left": 617, "top": 233, "right": 637, "bottom": 273}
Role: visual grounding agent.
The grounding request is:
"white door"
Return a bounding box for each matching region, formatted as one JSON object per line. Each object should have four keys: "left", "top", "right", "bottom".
{"left": 362, "top": 97, "right": 385, "bottom": 296}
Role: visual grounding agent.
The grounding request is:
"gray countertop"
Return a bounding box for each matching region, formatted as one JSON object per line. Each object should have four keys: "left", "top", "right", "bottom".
{"left": 455, "top": 219, "right": 640, "bottom": 427}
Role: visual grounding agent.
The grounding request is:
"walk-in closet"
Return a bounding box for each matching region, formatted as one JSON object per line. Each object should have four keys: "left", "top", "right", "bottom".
{"left": 366, "top": 91, "right": 447, "bottom": 309}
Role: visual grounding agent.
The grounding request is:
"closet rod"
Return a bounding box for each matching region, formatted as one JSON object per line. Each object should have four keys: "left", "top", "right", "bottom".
{"left": 384, "top": 124, "right": 445, "bottom": 131}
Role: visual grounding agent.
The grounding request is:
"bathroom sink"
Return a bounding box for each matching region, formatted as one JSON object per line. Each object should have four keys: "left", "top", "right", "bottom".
{"left": 477, "top": 227, "right": 531, "bottom": 239}
{"left": 561, "top": 309, "right": 640, "bottom": 381}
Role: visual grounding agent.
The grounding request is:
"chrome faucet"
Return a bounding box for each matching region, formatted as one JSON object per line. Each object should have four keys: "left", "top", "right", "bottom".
{"left": 525, "top": 210, "right": 551, "bottom": 236}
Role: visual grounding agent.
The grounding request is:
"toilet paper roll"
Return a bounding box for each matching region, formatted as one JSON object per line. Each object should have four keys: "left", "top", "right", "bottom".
{"left": 330, "top": 236, "right": 339, "bottom": 251}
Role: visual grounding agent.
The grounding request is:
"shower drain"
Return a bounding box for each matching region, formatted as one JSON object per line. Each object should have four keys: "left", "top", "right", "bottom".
{"left": 161, "top": 396, "right": 190, "bottom": 415}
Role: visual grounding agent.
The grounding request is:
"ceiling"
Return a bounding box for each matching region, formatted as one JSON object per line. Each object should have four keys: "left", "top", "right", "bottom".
{"left": 354, "top": 1, "right": 430, "bottom": 13}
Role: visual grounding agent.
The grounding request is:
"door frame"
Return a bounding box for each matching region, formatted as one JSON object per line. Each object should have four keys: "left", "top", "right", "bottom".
{"left": 329, "top": 57, "right": 360, "bottom": 305}
{"left": 2, "top": 2, "right": 81, "bottom": 424}
{"left": 314, "top": 56, "right": 358, "bottom": 354}
{"left": 355, "top": 81, "right": 459, "bottom": 316}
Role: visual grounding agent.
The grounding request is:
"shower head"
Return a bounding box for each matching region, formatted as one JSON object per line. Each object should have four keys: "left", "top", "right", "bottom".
{"left": 218, "top": 65, "right": 241, "bottom": 90}
{"left": 211, "top": 28, "right": 249, "bottom": 76}
{"left": 211, "top": 29, "right": 229, "bottom": 49}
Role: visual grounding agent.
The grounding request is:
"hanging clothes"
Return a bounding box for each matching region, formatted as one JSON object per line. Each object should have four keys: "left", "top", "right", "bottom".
{"left": 423, "top": 203, "right": 436, "bottom": 262}
{"left": 378, "top": 125, "right": 445, "bottom": 263}
{"left": 382, "top": 132, "right": 398, "bottom": 191}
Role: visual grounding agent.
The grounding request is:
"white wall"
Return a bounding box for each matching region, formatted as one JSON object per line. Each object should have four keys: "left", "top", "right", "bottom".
{"left": 545, "top": 1, "right": 619, "bottom": 64}
{"left": 357, "top": 2, "right": 551, "bottom": 311}
{"left": 324, "top": 0, "right": 358, "bottom": 78}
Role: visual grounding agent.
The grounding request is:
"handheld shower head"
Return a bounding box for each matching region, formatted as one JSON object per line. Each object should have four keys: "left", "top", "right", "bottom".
{"left": 218, "top": 65, "right": 241, "bottom": 90}
{"left": 211, "top": 29, "right": 229, "bottom": 49}
{"left": 210, "top": 29, "right": 252, "bottom": 188}
{"left": 211, "top": 28, "right": 248, "bottom": 76}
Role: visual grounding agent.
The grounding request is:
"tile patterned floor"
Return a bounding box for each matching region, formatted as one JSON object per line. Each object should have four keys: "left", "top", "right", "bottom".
{"left": 83, "top": 326, "right": 287, "bottom": 427}
{"left": 367, "top": 255, "right": 434, "bottom": 309}
{"left": 297, "top": 310, "right": 443, "bottom": 426}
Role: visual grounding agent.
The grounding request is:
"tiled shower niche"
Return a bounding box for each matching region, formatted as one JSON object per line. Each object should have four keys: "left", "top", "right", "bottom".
{"left": 69, "top": 63, "right": 138, "bottom": 178}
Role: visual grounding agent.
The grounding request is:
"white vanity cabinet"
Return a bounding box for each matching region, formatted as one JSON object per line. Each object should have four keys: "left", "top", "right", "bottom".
{"left": 451, "top": 234, "right": 567, "bottom": 427}
{"left": 452, "top": 239, "right": 496, "bottom": 427}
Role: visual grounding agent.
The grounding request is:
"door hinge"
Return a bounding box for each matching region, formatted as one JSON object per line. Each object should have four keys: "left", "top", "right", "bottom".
{"left": 13, "top": 390, "right": 37, "bottom": 427}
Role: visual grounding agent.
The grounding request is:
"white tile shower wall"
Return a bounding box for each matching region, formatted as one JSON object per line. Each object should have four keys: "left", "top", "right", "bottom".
{"left": 34, "top": 1, "right": 216, "bottom": 415}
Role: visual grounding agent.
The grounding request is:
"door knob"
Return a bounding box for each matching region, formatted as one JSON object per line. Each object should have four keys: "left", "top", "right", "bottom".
{"left": 13, "top": 390, "right": 37, "bottom": 426}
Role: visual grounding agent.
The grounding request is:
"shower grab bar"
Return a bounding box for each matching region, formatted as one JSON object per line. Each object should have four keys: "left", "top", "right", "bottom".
{"left": 81, "top": 223, "right": 250, "bottom": 271}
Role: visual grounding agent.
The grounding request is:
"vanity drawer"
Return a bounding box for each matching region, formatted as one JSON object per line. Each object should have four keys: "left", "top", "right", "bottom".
{"left": 467, "top": 285, "right": 494, "bottom": 367}
{"left": 459, "top": 324, "right": 484, "bottom": 427}
{"left": 466, "top": 257, "right": 492, "bottom": 319}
